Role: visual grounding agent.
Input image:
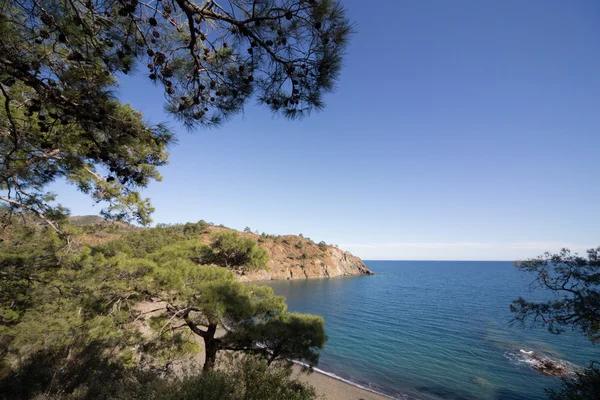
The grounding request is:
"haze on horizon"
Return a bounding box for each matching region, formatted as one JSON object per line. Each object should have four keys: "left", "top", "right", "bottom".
{"left": 51, "top": 0, "right": 599, "bottom": 261}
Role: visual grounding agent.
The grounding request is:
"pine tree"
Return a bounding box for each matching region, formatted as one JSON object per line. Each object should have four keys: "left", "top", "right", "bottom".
{"left": 0, "top": 0, "right": 352, "bottom": 226}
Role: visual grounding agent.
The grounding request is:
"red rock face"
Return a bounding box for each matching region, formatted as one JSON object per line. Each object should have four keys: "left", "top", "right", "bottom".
{"left": 232, "top": 233, "right": 374, "bottom": 282}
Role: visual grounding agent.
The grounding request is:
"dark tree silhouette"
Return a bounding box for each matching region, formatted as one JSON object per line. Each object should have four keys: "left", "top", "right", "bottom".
{"left": 511, "top": 247, "right": 600, "bottom": 399}
{"left": 511, "top": 247, "right": 600, "bottom": 342}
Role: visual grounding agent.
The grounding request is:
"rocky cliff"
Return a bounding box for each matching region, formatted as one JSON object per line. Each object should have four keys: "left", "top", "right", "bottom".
{"left": 229, "top": 231, "right": 374, "bottom": 282}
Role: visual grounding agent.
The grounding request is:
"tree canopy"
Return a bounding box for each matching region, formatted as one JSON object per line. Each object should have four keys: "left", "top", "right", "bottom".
{"left": 0, "top": 0, "right": 352, "bottom": 226}
{"left": 0, "top": 218, "right": 328, "bottom": 398}
{"left": 202, "top": 230, "right": 269, "bottom": 271}
{"left": 511, "top": 247, "right": 600, "bottom": 343}
{"left": 511, "top": 247, "right": 600, "bottom": 399}
{"left": 155, "top": 259, "right": 326, "bottom": 371}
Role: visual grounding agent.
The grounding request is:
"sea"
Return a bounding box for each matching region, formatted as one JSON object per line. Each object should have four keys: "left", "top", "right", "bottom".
{"left": 262, "top": 261, "right": 599, "bottom": 400}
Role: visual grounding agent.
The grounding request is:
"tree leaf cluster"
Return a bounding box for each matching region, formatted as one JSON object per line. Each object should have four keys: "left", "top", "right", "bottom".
{"left": 512, "top": 247, "right": 600, "bottom": 399}
{"left": 511, "top": 247, "right": 600, "bottom": 343}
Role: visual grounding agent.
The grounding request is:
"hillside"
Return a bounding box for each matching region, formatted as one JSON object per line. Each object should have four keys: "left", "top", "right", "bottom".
{"left": 228, "top": 230, "right": 374, "bottom": 281}
{"left": 69, "top": 215, "right": 139, "bottom": 246}
{"left": 71, "top": 216, "right": 373, "bottom": 281}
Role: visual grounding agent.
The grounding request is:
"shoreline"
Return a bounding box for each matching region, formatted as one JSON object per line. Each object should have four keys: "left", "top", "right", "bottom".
{"left": 293, "top": 364, "right": 395, "bottom": 400}
{"left": 240, "top": 271, "right": 375, "bottom": 283}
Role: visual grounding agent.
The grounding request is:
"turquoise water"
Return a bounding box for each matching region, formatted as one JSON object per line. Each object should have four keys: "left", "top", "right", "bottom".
{"left": 263, "top": 261, "right": 599, "bottom": 400}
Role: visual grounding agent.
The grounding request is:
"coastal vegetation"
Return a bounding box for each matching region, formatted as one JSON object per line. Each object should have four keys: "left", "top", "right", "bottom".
{"left": 512, "top": 247, "right": 600, "bottom": 399}
{"left": 0, "top": 0, "right": 351, "bottom": 394}
{"left": 202, "top": 231, "right": 269, "bottom": 271}
{"left": 0, "top": 215, "right": 326, "bottom": 398}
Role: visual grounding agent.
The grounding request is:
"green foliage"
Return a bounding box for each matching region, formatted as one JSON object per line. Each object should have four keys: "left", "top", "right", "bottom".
{"left": 0, "top": 345, "right": 161, "bottom": 400}
{"left": 166, "top": 357, "right": 317, "bottom": 400}
{"left": 150, "top": 240, "right": 210, "bottom": 266}
{"left": 229, "top": 313, "right": 327, "bottom": 368}
{"left": 203, "top": 231, "right": 269, "bottom": 272}
{"left": 0, "top": 352, "right": 315, "bottom": 400}
{"left": 143, "top": 315, "right": 201, "bottom": 367}
{"left": 0, "top": 0, "right": 352, "bottom": 226}
{"left": 184, "top": 220, "right": 210, "bottom": 235}
{"left": 0, "top": 218, "right": 328, "bottom": 397}
{"left": 548, "top": 365, "right": 600, "bottom": 400}
{"left": 224, "top": 356, "right": 317, "bottom": 400}
{"left": 148, "top": 256, "right": 327, "bottom": 372}
{"left": 318, "top": 241, "right": 328, "bottom": 251}
{"left": 69, "top": 216, "right": 105, "bottom": 226}
{"left": 0, "top": 217, "right": 145, "bottom": 370}
{"left": 155, "top": 261, "right": 285, "bottom": 328}
{"left": 174, "top": 370, "right": 239, "bottom": 400}
{"left": 0, "top": 217, "right": 64, "bottom": 351}
{"left": 94, "top": 222, "right": 208, "bottom": 258}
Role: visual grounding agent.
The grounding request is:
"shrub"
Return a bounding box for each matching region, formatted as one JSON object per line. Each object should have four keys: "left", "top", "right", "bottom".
{"left": 184, "top": 220, "right": 209, "bottom": 234}
{"left": 93, "top": 222, "right": 208, "bottom": 258}
{"left": 0, "top": 351, "right": 316, "bottom": 400}
{"left": 203, "top": 231, "right": 269, "bottom": 271}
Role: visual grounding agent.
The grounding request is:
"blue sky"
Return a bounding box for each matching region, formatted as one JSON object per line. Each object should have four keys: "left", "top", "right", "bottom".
{"left": 52, "top": 0, "right": 600, "bottom": 260}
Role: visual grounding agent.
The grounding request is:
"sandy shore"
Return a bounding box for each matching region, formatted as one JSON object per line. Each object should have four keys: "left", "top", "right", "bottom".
{"left": 294, "top": 366, "right": 391, "bottom": 400}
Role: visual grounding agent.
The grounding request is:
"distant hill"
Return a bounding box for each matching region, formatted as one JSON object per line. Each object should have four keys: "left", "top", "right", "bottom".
{"left": 69, "top": 215, "right": 139, "bottom": 246}
{"left": 69, "top": 215, "right": 137, "bottom": 229}
{"left": 70, "top": 216, "right": 373, "bottom": 281}
{"left": 228, "top": 229, "right": 373, "bottom": 281}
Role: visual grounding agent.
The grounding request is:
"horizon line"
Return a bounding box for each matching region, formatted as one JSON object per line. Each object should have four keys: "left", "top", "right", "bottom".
{"left": 362, "top": 259, "right": 517, "bottom": 262}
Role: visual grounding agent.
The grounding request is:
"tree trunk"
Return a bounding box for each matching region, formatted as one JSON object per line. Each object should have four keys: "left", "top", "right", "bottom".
{"left": 266, "top": 341, "right": 284, "bottom": 365}
{"left": 202, "top": 323, "right": 219, "bottom": 372}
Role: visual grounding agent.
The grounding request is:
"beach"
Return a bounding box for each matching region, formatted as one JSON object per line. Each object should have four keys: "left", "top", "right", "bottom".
{"left": 294, "top": 366, "right": 391, "bottom": 400}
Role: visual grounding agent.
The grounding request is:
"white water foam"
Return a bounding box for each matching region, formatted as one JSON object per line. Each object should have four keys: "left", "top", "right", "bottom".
{"left": 504, "top": 349, "right": 580, "bottom": 376}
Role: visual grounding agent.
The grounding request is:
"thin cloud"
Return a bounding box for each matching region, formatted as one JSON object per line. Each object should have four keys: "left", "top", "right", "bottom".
{"left": 339, "top": 242, "right": 491, "bottom": 249}
{"left": 339, "top": 242, "right": 595, "bottom": 251}
{"left": 504, "top": 242, "right": 594, "bottom": 250}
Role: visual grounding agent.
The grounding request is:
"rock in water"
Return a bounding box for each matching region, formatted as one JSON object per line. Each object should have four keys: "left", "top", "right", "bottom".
{"left": 532, "top": 358, "right": 570, "bottom": 376}
{"left": 509, "top": 349, "right": 576, "bottom": 377}
{"left": 473, "top": 376, "right": 489, "bottom": 386}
